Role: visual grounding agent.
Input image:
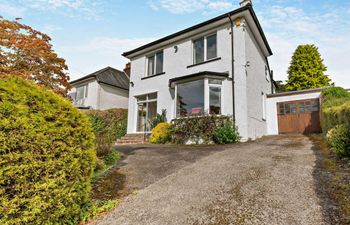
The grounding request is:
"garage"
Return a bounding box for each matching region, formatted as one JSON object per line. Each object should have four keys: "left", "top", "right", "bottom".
{"left": 277, "top": 98, "right": 321, "bottom": 134}
{"left": 266, "top": 88, "right": 323, "bottom": 135}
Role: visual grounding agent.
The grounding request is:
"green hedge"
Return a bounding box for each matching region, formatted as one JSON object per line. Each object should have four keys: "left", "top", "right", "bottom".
{"left": 322, "top": 87, "right": 350, "bottom": 157}
{"left": 0, "top": 78, "right": 96, "bottom": 224}
{"left": 171, "top": 115, "right": 238, "bottom": 144}
{"left": 84, "top": 109, "right": 127, "bottom": 158}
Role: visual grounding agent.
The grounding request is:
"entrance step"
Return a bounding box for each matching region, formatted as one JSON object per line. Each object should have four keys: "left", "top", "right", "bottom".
{"left": 116, "top": 133, "right": 150, "bottom": 145}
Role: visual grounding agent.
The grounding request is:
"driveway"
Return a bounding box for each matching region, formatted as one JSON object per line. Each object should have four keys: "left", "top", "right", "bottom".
{"left": 94, "top": 135, "right": 328, "bottom": 225}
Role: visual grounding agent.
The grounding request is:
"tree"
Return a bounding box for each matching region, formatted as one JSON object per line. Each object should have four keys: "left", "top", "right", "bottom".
{"left": 0, "top": 17, "right": 70, "bottom": 96}
{"left": 285, "top": 44, "right": 331, "bottom": 91}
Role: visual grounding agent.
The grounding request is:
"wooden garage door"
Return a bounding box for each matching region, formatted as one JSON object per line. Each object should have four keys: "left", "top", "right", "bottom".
{"left": 277, "top": 99, "right": 322, "bottom": 134}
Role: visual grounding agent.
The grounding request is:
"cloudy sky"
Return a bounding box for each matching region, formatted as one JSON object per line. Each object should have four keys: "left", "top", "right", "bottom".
{"left": 1, "top": 0, "right": 350, "bottom": 87}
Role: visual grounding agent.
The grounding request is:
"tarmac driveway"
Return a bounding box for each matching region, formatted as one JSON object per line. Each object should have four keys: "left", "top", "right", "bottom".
{"left": 94, "top": 135, "right": 328, "bottom": 225}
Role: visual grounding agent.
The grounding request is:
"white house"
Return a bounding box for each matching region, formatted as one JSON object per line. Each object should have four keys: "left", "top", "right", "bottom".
{"left": 122, "top": 0, "right": 274, "bottom": 141}
{"left": 69, "top": 66, "right": 130, "bottom": 110}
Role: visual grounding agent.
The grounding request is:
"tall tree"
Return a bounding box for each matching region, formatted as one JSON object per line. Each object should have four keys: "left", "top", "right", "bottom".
{"left": 0, "top": 17, "right": 70, "bottom": 96}
{"left": 285, "top": 44, "right": 331, "bottom": 91}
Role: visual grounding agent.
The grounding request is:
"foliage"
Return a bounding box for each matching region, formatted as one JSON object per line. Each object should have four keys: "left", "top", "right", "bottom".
{"left": 322, "top": 87, "right": 350, "bottom": 158}
{"left": 275, "top": 80, "right": 287, "bottom": 93}
{"left": 285, "top": 44, "right": 331, "bottom": 91}
{"left": 103, "top": 151, "right": 121, "bottom": 166}
{"left": 149, "top": 122, "right": 172, "bottom": 144}
{"left": 171, "top": 115, "right": 235, "bottom": 144}
{"left": 0, "top": 17, "right": 70, "bottom": 96}
{"left": 80, "top": 199, "right": 119, "bottom": 224}
{"left": 213, "top": 120, "right": 240, "bottom": 144}
{"left": 151, "top": 109, "right": 167, "bottom": 129}
{"left": 0, "top": 77, "right": 96, "bottom": 224}
{"left": 326, "top": 125, "right": 350, "bottom": 157}
{"left": 85, "top": 109, "right": 127, "bottom": 158}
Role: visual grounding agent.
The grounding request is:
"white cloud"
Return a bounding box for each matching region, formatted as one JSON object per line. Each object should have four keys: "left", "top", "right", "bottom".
{"left": 59, "top": 37, "right": 156, "bottom": 80}
{"left": 256, "top": 4, "right": 350, "bottom": 88}
{"left": 0, "top": 2, "right": 26, "bottom": 18}
{"left": 148, "top": 0, "right": 234, "bottom": 14}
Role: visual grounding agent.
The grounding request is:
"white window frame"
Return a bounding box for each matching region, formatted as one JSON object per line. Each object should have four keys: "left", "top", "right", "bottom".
{"left": 192, "top": 33, "right": 217, "bottom": 64}
{"left": 75, "top": 84, "right": 88, "bottom": 101}
{"left": 262, "top": 92, "right": 266, "bottom": 120}
{"left": 135, "top": 93, "right": 158, "bottom": 133}
{"left": 174, "top": 77, "right": 223, "bottom": 117}
{"left": 146, "top": 50, "right": 164, "bottom": 77}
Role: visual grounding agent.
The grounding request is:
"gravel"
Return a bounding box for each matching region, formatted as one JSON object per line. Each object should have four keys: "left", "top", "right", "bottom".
{"left": 94, "top": 135, "right": 327, "bottom": 225}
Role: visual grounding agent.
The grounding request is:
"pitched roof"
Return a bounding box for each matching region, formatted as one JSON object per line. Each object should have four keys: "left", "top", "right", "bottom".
{"left": 122, "top": 4, "right": 272, "bottom": 58}
{"left": 70, "top": 67, "right": 130, "bottom": 90}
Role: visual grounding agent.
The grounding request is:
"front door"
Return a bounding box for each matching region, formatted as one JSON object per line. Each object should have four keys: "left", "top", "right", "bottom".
{"left": 136, "top": 93, "right": 158, "bottom": 132}
{"left": 277, "top": 98, "right": 322, "bottom": 134}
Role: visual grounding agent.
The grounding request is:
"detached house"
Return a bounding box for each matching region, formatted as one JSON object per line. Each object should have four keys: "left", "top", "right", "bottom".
{"left": 69, "top": 66, "right": 130, "bottom": 110}
{"left": 123, "top": 0, "right": 274, "bottom": 141}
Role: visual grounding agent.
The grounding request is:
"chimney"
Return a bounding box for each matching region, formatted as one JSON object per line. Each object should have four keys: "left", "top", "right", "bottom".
{"left": 240, "top": 0, "right": 252, "bottom": 7}
{"left": 124, "top": 62, "right": 131, "bottom": 76}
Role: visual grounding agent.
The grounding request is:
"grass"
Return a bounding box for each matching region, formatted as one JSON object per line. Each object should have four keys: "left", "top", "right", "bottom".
{"left": 310, "top": 134, "right": 350, "bottom": 224}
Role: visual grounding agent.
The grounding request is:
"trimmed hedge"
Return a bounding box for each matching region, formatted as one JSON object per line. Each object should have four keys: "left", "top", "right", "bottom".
{"left": 84, "top": 109, "right": 127, "bottom": 158}
{"left": 150, "top": 122, "right": 172, "bottom": 144}
{"left": 322, "top": 87, "right": 350, "bottom": 157}
{"left": 171, "top": 115, "right": 237, "bottom": 144}
{"left": 0, "top": 78, "right": 96, "bottom": 224}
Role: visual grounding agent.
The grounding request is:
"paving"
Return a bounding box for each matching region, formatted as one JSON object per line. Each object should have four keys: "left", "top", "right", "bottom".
{"left": 94, "top": 135, "right": 327, "bottom": 225}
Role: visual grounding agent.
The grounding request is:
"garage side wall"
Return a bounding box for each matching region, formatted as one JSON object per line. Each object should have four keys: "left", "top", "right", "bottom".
{"left": 266, "top": 92, "right": 321, "bottom": 135}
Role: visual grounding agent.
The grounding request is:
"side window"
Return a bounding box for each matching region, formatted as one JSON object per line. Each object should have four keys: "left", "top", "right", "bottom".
{"left": 193, "top": 33, "right": 217, "bottom": 64}
{"left": 76, "top": 85, "right": 88, "bottom": 101}
{"left": 265, "top": 65, "right": 269, "bottom": 81}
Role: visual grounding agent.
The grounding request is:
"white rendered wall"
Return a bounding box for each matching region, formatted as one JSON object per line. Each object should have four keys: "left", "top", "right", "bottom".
{"left": 266, "top": 91, "right": 322, "bottom": 135}
{"left": 244, "top": 25, "right": 272, "bottom": 140}
{"left": 98, "top": 83, "right": 129, "bottom": 110}
{"left": 69, "top": 80, "right": 99, "bottom": 109}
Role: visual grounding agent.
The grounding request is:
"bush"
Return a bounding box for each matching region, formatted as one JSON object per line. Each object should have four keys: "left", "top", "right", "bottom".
{"left": 326, "top": 125, "right": 350, "bottom": 157}
{"left": 171, "top": 115, "right": 234, "bottom": 144}
{"left": 213, "top": 120, "right": 240, "bottom": 144}
{"left": 103, "top": 151, "right": 121, "bottom": 166}
{"left": 85, "top": 109, "right": 127, "bottom": 158}
{"left": 151, "top": 109, "right": 167, "bottom": 129}
{"left": 149, "top": 122, "right": 172, "bottom": 144}
{"left": 0, "top": 78, "right": 96, "bottom": 224}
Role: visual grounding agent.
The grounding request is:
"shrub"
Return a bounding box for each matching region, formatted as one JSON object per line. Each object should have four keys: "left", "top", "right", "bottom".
{"left": 0, "top": 78, "right": 96, "bottom": 224}
{"left": 171, "top": 115, "right": 234, "bottom": 144}
{"left": 103, "top": 151, "right": 121, "bottom": 166}
{"left": 326, "top": 125, "right": 350, "bottom": 157}
{"left": 85, "top": 109, "right": 127, "bottom": 158}
{"left": 149, "top": 122, "right": 172, "bottom": 144}
{"left": 213, "top": 120, "right": 240, "bottom": 144}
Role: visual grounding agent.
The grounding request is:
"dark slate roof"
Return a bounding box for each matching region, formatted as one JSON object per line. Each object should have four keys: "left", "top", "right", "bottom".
{"left": 123, "top": 4, "right": 272, "bottom": 57}
{"left": 70, "top": 67, "right": 129, "bottom": 90}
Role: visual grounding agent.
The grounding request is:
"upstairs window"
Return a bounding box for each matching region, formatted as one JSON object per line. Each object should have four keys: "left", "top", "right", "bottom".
{"left": 147, "top": 51, "right": 164, "bottom": 76}
{"left": 193, "top": 33, "right": 217, "bottom": 64}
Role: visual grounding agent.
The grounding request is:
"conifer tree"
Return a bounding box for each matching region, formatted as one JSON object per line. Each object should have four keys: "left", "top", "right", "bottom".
{"left": 285, "top": 44, "right": 331, "bottom": 91}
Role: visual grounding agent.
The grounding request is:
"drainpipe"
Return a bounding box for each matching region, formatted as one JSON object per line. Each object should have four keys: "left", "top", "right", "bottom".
{"left": 227, "top": 14, "right": 236, "bottom": 122}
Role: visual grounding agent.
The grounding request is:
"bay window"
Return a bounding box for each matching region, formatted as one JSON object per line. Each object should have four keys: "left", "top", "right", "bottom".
{"left": 193, "top": 33, "right": 217, "bottom": 64}
{"left": 176, "top": 78, "right": 222, "bottom": 117}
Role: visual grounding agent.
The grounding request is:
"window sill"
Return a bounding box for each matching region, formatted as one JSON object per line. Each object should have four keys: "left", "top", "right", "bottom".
{"left": 187, "top": 57, "right": 221, "bottom": 68}
{"left": 141, "top": 72, "right": 165, "bottom": 80}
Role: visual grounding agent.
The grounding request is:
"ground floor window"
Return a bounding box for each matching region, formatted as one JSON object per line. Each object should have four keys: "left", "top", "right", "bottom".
{"left": 176, "top": 78, "right": 222, "bottom": 117}
{"left": 136, "top": 93, "right": 157, "bottom": 132}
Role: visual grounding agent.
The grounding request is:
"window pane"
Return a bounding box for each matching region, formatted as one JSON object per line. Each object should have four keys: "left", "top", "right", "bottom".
{"left": 305, "top": 102, "right": 312, "bottom": 112}
{"left": 209, "top": 79, "right": 222, "bottom": 85}
{"left": 137, "top": 103, "right": 147, "bottom": 132}
{"left": 285, "top": 104, "right": 291, "bottom": 114}
{"left": 156, "top": 51, "right": 163, "bottom": 74}
{"left": 148, "top": 55, "right": 155, "bottom": 76}
{"left": 299, "top": 102, "right": 305, "bottom": 113}
{"left": 147, "top": 101, "right": 157, "bottom": 131}
{"left": 207, "top": 34, "right": 217, "bottom": 60}
{"left": 312, "top": 100, "right": 319, "bottom": 112}
{"left": 290, "top": 104, "right": 297, "bottom": 113}
{"left": 137, "top": 95, "right": 147, "bottom": 102}
{"left": 76, "top": 86, "right": 85, "bottom": 101}
{"left": 209, "top": 86, "right": 221, "bottom": 114}
{"left": 279, "top": 104, "right": 285, "bottom": 114}
{"left": 148, "top": 92, "right": 157, "bottom": 100}
{"left": 177, "top": 79, "right": 204, "bottom": 117}
{"left": 193, "top": 37, "right": 204, "bottom": 64}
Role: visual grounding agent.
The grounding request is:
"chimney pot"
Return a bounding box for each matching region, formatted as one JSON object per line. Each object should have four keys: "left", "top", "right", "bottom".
{"left": 240, "top": 0, "right": 252, "bottom": 7}
{"left": 124, "top": 62, "right": 131, "bottom": 76}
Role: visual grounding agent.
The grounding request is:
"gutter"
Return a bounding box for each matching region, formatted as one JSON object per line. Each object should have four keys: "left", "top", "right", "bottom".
{"left": 228, "top": 14, "right": 236, "bottom": 122}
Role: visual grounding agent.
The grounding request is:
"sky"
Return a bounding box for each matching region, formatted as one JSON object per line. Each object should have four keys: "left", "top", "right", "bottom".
{"left": 1, "top": 0, "right": 350, "bottom": 87}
